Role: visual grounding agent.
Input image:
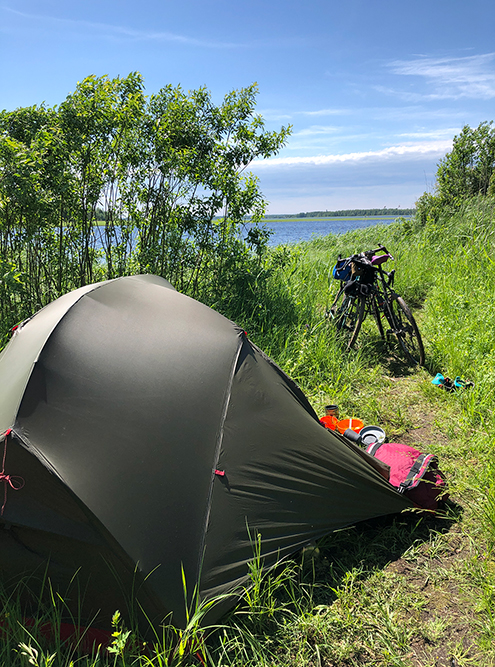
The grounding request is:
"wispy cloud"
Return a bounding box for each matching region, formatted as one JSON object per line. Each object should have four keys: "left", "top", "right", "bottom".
{"left": 252, "top": 141, "right": 452, "bottom": 168}
{"left": 387, "top": 53, "right": 495, "bottom": 100}
{"left": 258, "top": 108, "right": 350, "bottom": 123}
{"left": 258, "top": 109, "right": 294, "bottom": 122}
{"left": 292, "top": 126, "right": 340, "bottom": 137}
{"left": 396, "top": 128, "right": 460, "bottom": 140}
{"left": 2, "top": 6, "right": 243, "bottom": 48}
{"left": 264, "top": 105, "right": 467, "bottom": 128}
{"left": 300, "top": 108, "right": 350, "bottom": 117}
{"left": 283, "top": 129, "right": 381, "bottom": 154}
{"left": 371, "top": 106, "right": 468, "bottom": 122}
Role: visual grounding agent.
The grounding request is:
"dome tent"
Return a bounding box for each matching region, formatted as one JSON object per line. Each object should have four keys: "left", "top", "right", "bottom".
{"left": 0, "top": 274, "right": 411, "bottom": 630}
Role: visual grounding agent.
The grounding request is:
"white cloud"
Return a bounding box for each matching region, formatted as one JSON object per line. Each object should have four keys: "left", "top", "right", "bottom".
{"left": 252, "top": 141, "right": 452, "bottom": 168}
{"left": 2, "top": 6, "right": 242, "bottom": 48}
{"left": 292, "top": 126, "right": 340, "bottom": 137}
{"left": 300, "top": 108, "right": 350, "bottom": 117}
{"left": 263, "top": 184, "right": 425, "bottom": 214}
{"left": 259, "top": 108, "right": 350, "bottom": 122}
{"left": 262, "top": 105, "right": 468, "bottom": 128}
{"left": 396, "top": 128, "right": 460, "bottom": 140}
{"left": 258, "top": 110, "right": 293, "bottom": 121}
{"left": 387, "top": 53, "right": 495, "bottom": 100}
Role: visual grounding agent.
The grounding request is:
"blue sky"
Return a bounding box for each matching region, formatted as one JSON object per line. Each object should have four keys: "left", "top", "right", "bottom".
{"left": 1, "top": 0, "right": 494, "bottom": 213}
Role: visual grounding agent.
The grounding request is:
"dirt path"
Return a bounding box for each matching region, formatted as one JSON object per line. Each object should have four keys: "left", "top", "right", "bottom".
{"left": 375, "top": 373, "right": 487, "bottom": 666}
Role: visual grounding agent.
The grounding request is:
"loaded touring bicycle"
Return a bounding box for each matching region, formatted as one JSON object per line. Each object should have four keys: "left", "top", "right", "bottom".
{"left": 328, "top": 245, "right": 425, "bottom": 366}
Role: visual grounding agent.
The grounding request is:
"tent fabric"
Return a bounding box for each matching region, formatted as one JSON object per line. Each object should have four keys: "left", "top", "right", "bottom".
{"left": 0, "top": 274, "right": 411, "bottom": 630}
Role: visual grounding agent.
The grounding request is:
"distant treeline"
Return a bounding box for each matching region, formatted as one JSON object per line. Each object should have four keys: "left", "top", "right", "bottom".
{"left": 263, "top": 208, "right": 414, "bottom": 219}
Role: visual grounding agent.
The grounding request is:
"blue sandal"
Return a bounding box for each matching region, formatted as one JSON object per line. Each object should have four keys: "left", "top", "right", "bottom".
{"left": 432, "top": 373, "right": 474, "bottom": 391}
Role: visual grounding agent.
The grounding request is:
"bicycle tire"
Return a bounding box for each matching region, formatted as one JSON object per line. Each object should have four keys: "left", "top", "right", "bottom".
{"left": 326, "top": 283, "right": 344, "bottom": 319}
{"left": 372, "top": 295, "right": 385, "bottom": 340}
{"left": 387, "top": 296, "right": 425, "bottom": 365}
{"left": 329, "top": 287, "right": 366, "bottom": 349}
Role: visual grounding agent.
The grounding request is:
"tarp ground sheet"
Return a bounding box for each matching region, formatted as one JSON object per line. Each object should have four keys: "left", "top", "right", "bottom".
{"left": 0, "top": 274, "right": 411, "bottom": 629}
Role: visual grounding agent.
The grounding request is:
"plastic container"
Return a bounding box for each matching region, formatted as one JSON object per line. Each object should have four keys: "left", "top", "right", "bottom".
{"left": 337, "top": 417, "right": 363, "bottom": 434}
{"left": 359, "top": 425, "right": 386, "bottom": 447}
{"left": 320, "top": 415, "right": 338, "bottom": 430}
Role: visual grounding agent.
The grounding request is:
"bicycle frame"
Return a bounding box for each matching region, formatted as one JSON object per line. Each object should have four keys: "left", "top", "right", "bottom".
{"left": 367, "top": 260, "right": 397, "bottom": 328}
{"left": 340, "top": 247, "right": 397, "bottom": 327}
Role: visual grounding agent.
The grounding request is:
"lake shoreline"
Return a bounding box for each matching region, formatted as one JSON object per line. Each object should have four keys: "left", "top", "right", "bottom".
{"left": 242, "top": 214, "right": 409, "bottom": 246}
{"left": 258, "top": 214, "right": 408, "bottom": 224}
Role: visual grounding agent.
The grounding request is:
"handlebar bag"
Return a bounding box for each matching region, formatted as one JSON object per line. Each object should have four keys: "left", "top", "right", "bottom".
{"left": 351, "top": 258, "right": 375, "bottom": 284}
{"left": 332, "top": 257, "right": 352, "bottom": 281}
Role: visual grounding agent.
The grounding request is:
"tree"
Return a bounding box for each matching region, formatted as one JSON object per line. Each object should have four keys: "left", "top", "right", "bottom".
{"left": 437, "top": 121, "right": 495, "bottom": 206}
{"left": 0, "top": 74, "right": 291, "bottom": 333}
{"left": 134, "top": 82, "right": 291, "bottom": 298}
{"left": 416, "top": 122, "right": 495, "bottom": 223}
{"left": 58, "top": 72, "right": 148, "bottom": 284}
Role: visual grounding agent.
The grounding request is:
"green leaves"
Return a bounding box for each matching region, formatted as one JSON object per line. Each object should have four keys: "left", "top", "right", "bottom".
{"left": 107, "top": 610, "right": 132, "bottom": 663}
{"left": 437, "top": 121, "right": 495, "bottom": 207}
{"left": 0, "top": 74, "right": 291, "bottom": 335}
{"left": 416, "top": 121, "right": 495, "bottom": 222}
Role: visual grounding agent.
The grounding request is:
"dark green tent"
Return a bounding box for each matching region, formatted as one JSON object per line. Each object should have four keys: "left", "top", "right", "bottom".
{"left": 0, "top": 275, "right": 410, "bottom": 629}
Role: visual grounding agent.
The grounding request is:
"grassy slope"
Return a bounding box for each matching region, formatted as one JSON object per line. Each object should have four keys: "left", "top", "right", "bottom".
{"left": 219, "top": 197, "right": 495, "bottom": 666}
{"left": 2, "top": 198, "right": 495, "bottom": 666}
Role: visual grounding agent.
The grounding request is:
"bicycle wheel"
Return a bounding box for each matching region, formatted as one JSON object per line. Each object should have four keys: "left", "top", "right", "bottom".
{"left": 387, "top": 296, "right": 425, "bottom": 365}
{"left": 329, "top": 287, "right": 366, "bottom": 349}
{"left": 372, "top": 295, "right": 385, "bottom": 340}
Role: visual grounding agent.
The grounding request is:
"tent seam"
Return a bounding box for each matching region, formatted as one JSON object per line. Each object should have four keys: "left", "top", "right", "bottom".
{"left": 31, "top": 280, "right": 114, "bottom": 364}
{"left": 8, "top": 279, "right": 117, "bottom": 431}
{"left": 9, "top": 427, "right": 66, "bottom": 483}
{"left": 195, "top": 333, "right": 244, "bottom": 596}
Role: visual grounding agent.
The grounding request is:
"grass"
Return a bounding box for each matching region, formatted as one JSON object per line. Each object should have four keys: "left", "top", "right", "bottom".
{"left": 2, "top": 197, "right": 495, "bottom": 665}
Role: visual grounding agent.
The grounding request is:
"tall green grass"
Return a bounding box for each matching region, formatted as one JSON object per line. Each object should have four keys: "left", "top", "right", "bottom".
{"left": 234, "top": 198, "right": 495, "bottom": 422}
{"left": 3, "top": 198, "right": 495, "bottom": 665}
{"left": 222, "top": 198, "right": 495, "bottom": 665}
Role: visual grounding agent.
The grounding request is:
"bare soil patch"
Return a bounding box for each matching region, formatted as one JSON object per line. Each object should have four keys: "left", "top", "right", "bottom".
{"left": 371, "top": 373, "right": 487, "bottom": 665}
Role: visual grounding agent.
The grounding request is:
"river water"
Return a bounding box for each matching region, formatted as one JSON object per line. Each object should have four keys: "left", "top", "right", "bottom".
{"left": 242, "top": 216, "right": 403, "bottom": 246}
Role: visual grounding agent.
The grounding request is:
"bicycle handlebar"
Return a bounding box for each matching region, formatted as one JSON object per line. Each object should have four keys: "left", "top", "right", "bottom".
{"left": 368, "top": 244, "right": 394, "bottom": 260}
{"left": 349, "top": 245, "right": 394, "bottom": 264}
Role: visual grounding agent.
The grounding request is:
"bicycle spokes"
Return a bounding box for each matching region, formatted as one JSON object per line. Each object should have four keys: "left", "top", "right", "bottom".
{"left": 388, "top": 297, "right": 425, "bottom": 365}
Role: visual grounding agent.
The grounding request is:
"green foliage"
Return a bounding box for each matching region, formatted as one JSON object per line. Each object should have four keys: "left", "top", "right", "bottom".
{"left": 415, "top": 120, "right": 495, "bottom": 223}
{"left": 107, "top": 611, "right": 132, "bottom": 665}
{"left": 18, "top": 644, "right": 56, "bottom": 667}
{"left": 414, "top": 191, "right": 442, "bottom": 226}
{"left": 0, "top": 73, "right": 291, "bottom": 337}
{"left": 437, "top": 121, "right": 495, "bottom": 207}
